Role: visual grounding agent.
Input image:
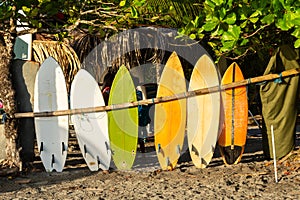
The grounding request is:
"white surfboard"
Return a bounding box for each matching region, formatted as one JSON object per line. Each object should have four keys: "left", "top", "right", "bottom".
{"left": 34, "top": 57, "right": 69, "bottom": 172}
{"left": 70, "top": 69, "right": 111, "bottom": 171}
{"left": 187, "top": 54, "right": 222, "bottom": 168}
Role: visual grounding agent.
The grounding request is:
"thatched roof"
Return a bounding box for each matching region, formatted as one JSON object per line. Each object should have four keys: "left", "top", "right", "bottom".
{"left": 32, "top": 40, "right": 81, "bottom": 91}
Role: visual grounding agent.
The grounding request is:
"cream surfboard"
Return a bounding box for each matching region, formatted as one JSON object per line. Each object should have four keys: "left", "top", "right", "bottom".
{"left": 70, "top": 69, "right": 111, "bottom": 171}
{"left": 187, "top": 54, "right": 222, "bottom": 168}
{"left": 34, "top": 57, "right": 69, "bottom": 172}
{"left": 154, "top": 52, "right": 187, "bottom": 170}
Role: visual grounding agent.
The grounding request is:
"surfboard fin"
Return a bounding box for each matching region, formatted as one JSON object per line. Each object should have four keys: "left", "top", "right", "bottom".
{"left": 176, "top": 144, "right": 181, "bottom": 155}
{"left": 84, "top": 144, "right": 87, "bottom": 157}
{"left": 97, "top": 156, "right": 101, "bottom": 165}
{"left": 40, "top": 142, "right": 43, "bottom": 152}
{"left": 201, "top": 158, "right": 208, "bottom": 167}
{"left": 166, "top": 157, "right": 170, "bottom": 167}
{"left": 105, "top": 141, "right": 110, "bottom": 153}
{"left": 157, "top": 144, "right": 161, "bottom": 153}
{"left": 191, "top": 144, "right": 199, "bottom": 156}
{"left": 157, "top": 144, "right": 165, "bottom": 156}
{"left": 62, "top": 142, "right": 66, "bottom": 154}
{"left": 51, "top": 154, "right": 55, "bottom": 168}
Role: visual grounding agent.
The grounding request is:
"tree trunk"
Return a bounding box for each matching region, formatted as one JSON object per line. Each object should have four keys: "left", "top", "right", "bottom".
{"left": 0, "top": 8, "right": 21, "bottom": 169}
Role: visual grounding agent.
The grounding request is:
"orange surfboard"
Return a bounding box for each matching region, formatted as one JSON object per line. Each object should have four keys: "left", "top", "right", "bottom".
{"left": 218, "top": 62, "right": 248, "bottom": 165}
{"left": 154, "top": 52, "right": 186, "bottom": 170}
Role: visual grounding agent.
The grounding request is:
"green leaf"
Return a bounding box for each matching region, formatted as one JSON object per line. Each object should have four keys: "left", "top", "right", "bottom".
{"left": 240, "top": 20, "right": 248, "bottom": 28}
{"left": 219, "top": 8, "right": 226, "bottom": 20}
{"left": 189, "top": 34, "right": 196, "bottom": 40}
{"left": 119, "top": 0, "right": 126, "bottom": 7}
{"left": 240, "top": 14, "right": 247, "bottom": 21}
{"left": 22, "top": 6, "right": 31, "bottom": 14}
{"left": 134, "top": 0, "right": 145, "bottom": 7}
{"left": 192, "top": 16, "right": 200, "bottom": 27}
{"left": 292, "top": 28, "right": 300, "bottom": 38}
{"left": 208, "top": 41, "right": 217, "bottom": 48}
{"left": 226, "top": 0, "right": 233, "bottom": 8}
{"left": 205, "top": 0, "right": 216, "bottom": 8}
{"left": 250, "top": 17, "right": 259, "bottom": 23}
{"left": 272, "top": 0, "right": 282, "bottom": 12}
{"left": 250, "top": 10, "right": 260, "bottom": 18}
{"left": 276, "top": 19, "right": 286, "bottom": 30}
{"left": 249, "top": 10, "right": 260, "bottom": 24}
{"left": 276, "top": 13, "right": 294, "bottom": 31}
{"left": 212, "top": 0, "right": 224, "bottom": 6}
{"left": 131, "top": 6, "right": 138, "bottom": 18}
{"left": 31, "top": 19, "right": 42, "bottom": 28}
{"left": 231, "top": 25, "right": 241, "bottom": 39}
{"left": 203, "top": 22, "right": 218, "bottom": 31}
{"left": 88, "top": 26, "right": 94, "bottom": 34}
{"left": 203, "top": 17, "right": 219, "bottom": 31}
{"left": 220, "top": 40, "right": 235, "bottom": 52}
{"left": 261, "top": 14, "right": 275, "bottom": 24}
{"left": 295, "top": 38, "right": 300, "bottom": 48}
{"left": 31, "top": 8, "right": 39, "bottom": 17}
{"left": 224, "top": 12, "right": 236, "bottom": 24}
{"left": 292, "top": 16, "right": 300, "bottom": 26}
{"left": 222, "top": 32, "right": 234, "bottom": 40}
{"left": 240, "top": 38, "right": 249, "bottom": 46}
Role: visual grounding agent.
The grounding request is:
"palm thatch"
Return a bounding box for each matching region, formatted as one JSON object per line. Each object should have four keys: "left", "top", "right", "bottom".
{"left": 148, "top": 0, "right": 203, "bottom": 25}
{"left": 71, "top": 27, "right": 202, "bottom": 86}
{"left": 72, "top": 33, "right": 102, "bottom": 64}
{"left": 32, "top": 40, "right": 81, "bottom": 91}
{"left": 72, "top": 29, "right": 165, "bottom": 84}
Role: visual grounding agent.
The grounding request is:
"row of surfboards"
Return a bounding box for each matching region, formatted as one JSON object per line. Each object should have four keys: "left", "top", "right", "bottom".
{"left": 34, "top": 52, "right": 247, "bottom": 172}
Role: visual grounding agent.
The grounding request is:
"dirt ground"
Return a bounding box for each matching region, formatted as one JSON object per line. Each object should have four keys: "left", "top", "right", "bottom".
{"left": 0, "top": 125, "right": 299, "bottom": 199}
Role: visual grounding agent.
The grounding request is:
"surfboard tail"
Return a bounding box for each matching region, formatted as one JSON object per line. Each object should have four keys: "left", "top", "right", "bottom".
{"left": 219, "top": 145, "right": 245, "bottom": 165}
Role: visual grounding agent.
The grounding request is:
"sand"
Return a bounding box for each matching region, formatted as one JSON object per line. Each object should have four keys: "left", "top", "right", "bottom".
{"left": 0, "top": 126, "right": 299, "bottom": 199}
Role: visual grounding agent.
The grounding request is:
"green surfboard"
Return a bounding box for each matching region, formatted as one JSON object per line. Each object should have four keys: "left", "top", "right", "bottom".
{"left": 108, "top": 65, "right": 138, "bottom": 170}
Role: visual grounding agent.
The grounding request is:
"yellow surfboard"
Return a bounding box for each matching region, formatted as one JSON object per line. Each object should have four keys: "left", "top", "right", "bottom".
{"left": 218, "top": 62, "right": 248, "bottom": 165}
{"left": 154, "top": 52, "right": 186, "bottom": 170}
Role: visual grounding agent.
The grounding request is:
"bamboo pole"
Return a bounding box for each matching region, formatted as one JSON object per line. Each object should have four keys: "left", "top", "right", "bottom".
{"left": 13, "top": 68, "right": 300, "bottom": 118}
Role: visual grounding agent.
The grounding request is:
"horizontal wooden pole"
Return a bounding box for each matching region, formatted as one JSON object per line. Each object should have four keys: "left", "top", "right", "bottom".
{"left": 13, "top": 68, "right": 300, "bottom": 118}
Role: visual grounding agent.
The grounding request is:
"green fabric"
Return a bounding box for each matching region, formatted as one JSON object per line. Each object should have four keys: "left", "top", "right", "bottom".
{"left": 260, "top": 45, "right": 299, "bottom": 159}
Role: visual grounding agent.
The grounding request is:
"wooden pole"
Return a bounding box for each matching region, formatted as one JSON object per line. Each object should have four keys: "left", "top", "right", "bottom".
{"left": 13, "top": 68, "right": 300, "bottom": 118}
{"left": 271, "top": 125, "right": 278, "bottom": 183}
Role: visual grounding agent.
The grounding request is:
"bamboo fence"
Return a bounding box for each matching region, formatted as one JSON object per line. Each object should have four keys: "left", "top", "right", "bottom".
{"left": 13, "top": 68, "right": 300, "bottom": 119}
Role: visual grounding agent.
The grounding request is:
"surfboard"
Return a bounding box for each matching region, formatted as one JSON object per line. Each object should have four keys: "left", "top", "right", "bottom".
{"left": 154, "top": 52, "right": 187, "bottom": 170}
{"left": 108, "top": 65, "right": 138, "bottom": 170}
{"left": 34, "top": 57, "right": 69, "bottom": 172}
{"left": 12, "top": 60, "right": 39, "bottom": 164}
{"left": 187, "top": 54, "right": 221, "bottom": 168}
{"left": 70, "top": 69, "right": 111, "bottom": 171}
{"left": 218, "top": 62, "right": 248, "bottom": 165}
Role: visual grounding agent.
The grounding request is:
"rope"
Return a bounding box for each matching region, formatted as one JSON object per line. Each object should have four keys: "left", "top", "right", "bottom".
{"left": 274, "top": 73, "right": 283, "bottom": 83}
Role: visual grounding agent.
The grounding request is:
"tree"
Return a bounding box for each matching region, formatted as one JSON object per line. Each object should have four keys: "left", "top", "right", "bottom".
{"left": 126, "top": 0, "right": 300, "bottom": 60}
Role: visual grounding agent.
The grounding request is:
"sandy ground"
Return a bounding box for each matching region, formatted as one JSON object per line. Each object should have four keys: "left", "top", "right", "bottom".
{"left": 0, "top": 125, "right": 299, "bottom": 199}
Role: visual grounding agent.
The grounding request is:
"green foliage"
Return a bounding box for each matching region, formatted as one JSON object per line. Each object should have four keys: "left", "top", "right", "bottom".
{"left": 1, "top": 0, "right": 299, "bottom": 59}
{"left": 133, "top": 0, "right": 300, "bottom": 59}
